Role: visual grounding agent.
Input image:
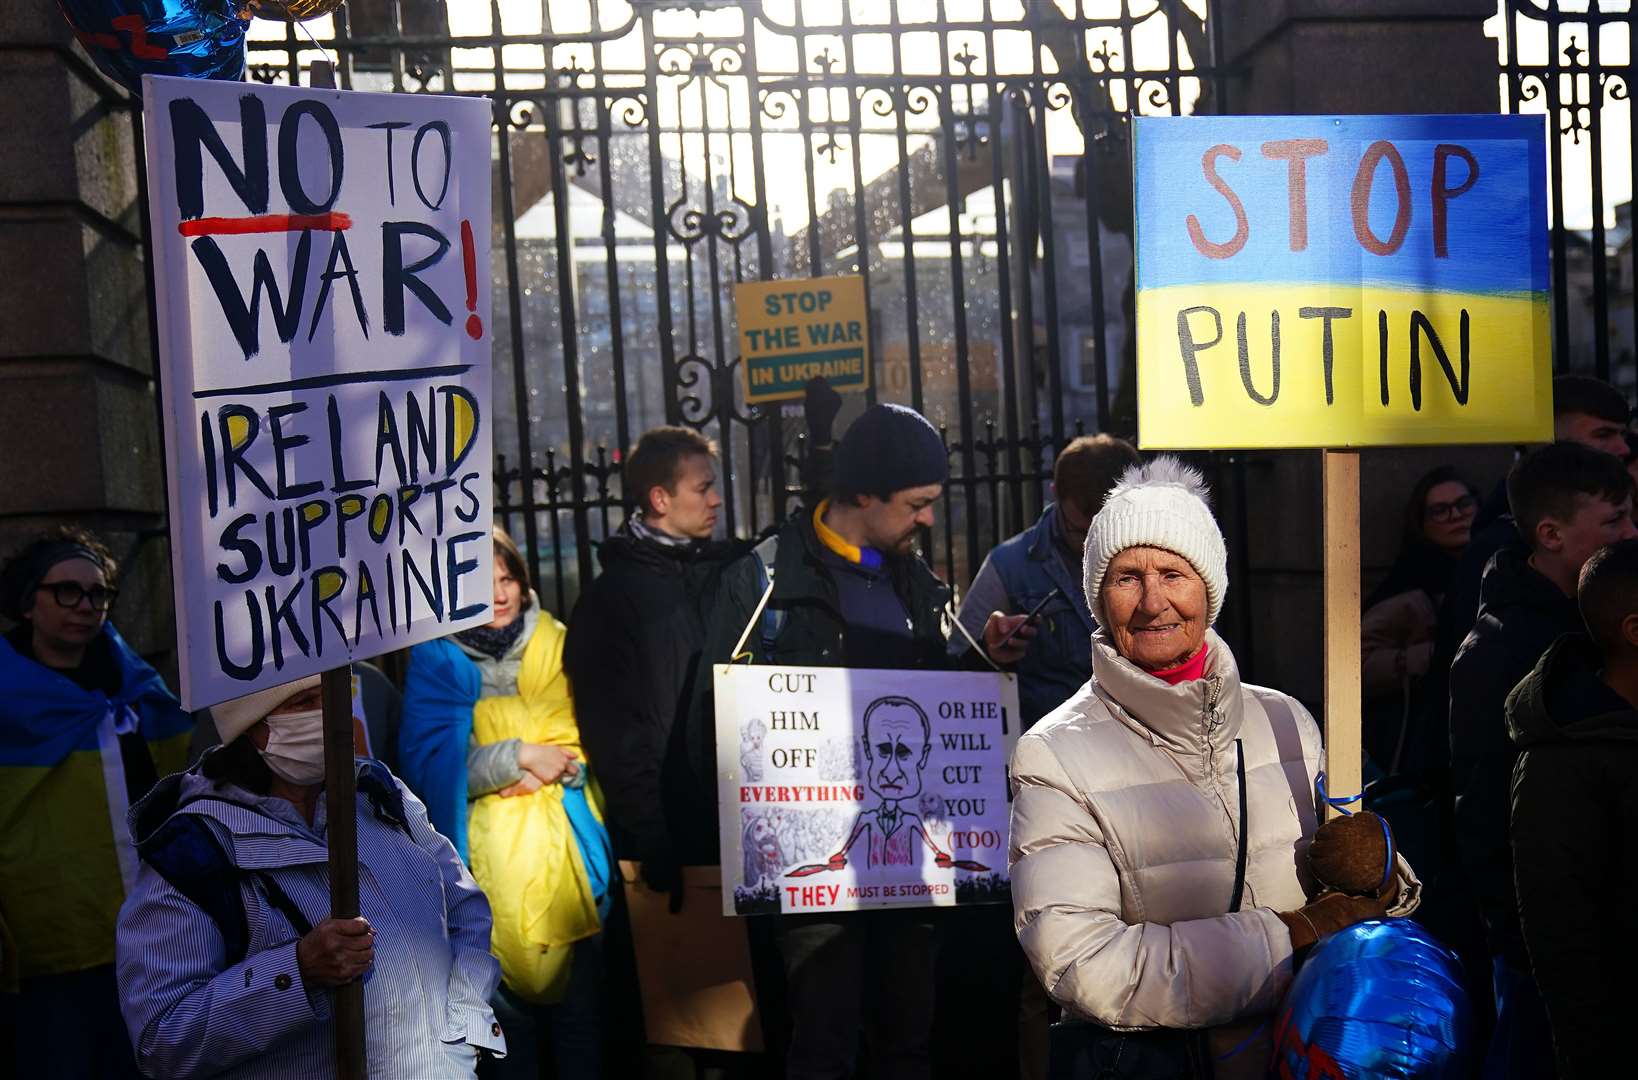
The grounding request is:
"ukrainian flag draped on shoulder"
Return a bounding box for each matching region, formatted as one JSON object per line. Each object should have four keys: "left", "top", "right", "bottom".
{"left": 0, "top": 625, "right": 192, "bottom": 987}
{"left": 400, "top": 612, "right": 610, "bottom": 1004}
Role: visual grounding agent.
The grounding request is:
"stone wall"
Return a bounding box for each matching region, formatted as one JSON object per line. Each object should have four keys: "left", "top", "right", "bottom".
{"left": 0, "top": 9, "right": 174, "bottom": 675}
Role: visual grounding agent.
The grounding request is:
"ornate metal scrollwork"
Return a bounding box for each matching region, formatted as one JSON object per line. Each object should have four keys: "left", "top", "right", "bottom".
{"left": 667, "top": 194, "right": 759, "bottom": 244}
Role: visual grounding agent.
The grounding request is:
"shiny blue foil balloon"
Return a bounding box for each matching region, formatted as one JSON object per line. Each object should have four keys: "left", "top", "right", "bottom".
{"left": 1272, "top": 920, "right": 1472, "bottom": 1079}
{"left": 54, "top": 1, "right": 249, "bottom": 95}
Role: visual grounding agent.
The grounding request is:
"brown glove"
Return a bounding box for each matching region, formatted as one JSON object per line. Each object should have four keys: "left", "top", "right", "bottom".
{"left": 1307, "top": 811, "right": 1395, "bottom": 897}
{"left": 1276, "top": 883, "right": 1399, "bottom": 951}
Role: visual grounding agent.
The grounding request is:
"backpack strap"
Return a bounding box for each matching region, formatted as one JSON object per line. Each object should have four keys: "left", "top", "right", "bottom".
{"left": 731, "top": 535, "right": 786, "bottom": 662}
{"left": 142, "top": 814, "right": 251, "bottom": 965}
{"left": 355, "top": 758, "right": 413, "bottom": 838}
{"left": 253, "top": 872, "right": 313, "bottom": 938}
{"left": 1229, "top": 739, "right": 1249, "bottom": 914}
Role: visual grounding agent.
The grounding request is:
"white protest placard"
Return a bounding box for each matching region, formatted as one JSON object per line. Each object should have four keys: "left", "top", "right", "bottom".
{"left": 715, "top": 665, "right": 1019, "bottom": 916}
{"left": 142, "top": 75, "right": 494, "bottom": 710}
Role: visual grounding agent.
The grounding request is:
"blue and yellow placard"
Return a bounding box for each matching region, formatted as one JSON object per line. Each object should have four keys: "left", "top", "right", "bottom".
{"left": 736, "top": 275, "right": 870, "bottom": 404}
{"left": 1134, "top": 114, "right": 1551, "bottom": 448}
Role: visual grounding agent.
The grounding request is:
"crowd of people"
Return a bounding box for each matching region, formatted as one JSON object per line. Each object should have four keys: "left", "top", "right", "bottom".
{"left": 1, "top": 371, "right": 1635, "bottom": 1079}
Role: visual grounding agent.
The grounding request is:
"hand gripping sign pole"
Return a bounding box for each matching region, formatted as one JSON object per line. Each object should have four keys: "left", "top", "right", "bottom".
{"left": 322, "top": 662, "right": 366, "bottom": 1078}
{"left": 307, "top": 57, "right": 365, "bottom": 1080}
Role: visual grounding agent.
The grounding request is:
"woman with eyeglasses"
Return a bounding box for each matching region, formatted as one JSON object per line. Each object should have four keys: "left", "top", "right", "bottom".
{"left": 0, "top": 527, "right": 193, "bottom": 1079}
{"left": 1361, "top": 466, "right": 1479, "bottom": 774}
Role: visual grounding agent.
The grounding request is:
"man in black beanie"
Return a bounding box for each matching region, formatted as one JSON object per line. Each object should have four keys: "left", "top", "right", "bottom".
{"left": 687, "top": 400, "right": 954, "bottom": 1080}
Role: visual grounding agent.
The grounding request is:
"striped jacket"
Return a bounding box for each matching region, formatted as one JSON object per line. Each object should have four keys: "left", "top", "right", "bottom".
{"left": 115, "top": 759, "right": 505, "bottom": 1079}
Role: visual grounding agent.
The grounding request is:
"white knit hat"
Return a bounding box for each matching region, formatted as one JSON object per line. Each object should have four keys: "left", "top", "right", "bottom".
{"left": 1082, "top": 457, "right": 1228, "bottom": 628}
{"left": 211, "top": 675, "right": 321, "bottom": 745}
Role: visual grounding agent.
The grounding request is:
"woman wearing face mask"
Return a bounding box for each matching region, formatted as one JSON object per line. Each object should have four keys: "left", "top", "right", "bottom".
{"left": 1008, "top": 460, "right": 1421, "bottom": 1079}
{"left": 114, "top": 676, "right": 505, "bottom": 1079}
{"left": 0, "top": 527, "right": 193, "bottom": 1080}
{"left": 397, "top": 526, "right": 610, "bottom": 1080}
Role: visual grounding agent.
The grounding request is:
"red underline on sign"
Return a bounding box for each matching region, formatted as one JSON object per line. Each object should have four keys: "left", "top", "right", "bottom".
{"left": 177, "top": 212, "right": 353, "bottom": 237}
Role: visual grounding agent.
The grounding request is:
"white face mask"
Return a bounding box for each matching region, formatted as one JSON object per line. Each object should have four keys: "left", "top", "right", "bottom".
{"left": 258, "top": 708, "right": 327, "bottom": 786}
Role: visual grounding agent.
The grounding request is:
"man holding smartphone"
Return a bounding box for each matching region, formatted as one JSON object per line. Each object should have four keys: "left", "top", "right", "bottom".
{"left": 952, "top": 435, "right": 1141, "bottom": 728}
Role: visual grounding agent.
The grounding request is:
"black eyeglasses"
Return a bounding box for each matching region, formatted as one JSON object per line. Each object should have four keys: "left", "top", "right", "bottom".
{"left": 1426, "top": 494, "right": 1478, "bottom": 523}
{"left": 37, "top": 582, "right": 118, "bottom": 612}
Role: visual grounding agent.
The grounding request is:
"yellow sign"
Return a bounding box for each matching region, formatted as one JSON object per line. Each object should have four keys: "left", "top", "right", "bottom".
{"left": 1135, "top": 283, "right": 1553, "bottom": 448}
{"left": 1134, "top": 114, "right": 1553, "bottom": 448}
{"left": 735, "top": 275, "right": 870, "bottom": 404}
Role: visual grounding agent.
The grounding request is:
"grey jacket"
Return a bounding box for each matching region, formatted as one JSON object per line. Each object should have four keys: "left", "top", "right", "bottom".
{"left": 459, "top": 606, "right": 538, "bottom": 796}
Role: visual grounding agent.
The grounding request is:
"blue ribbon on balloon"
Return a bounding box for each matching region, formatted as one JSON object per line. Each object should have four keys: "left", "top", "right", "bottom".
{"left": 53, "top": 1, "right": 249, "bottom": 95}
{"left": 1316, "top": 770, "right": 1397, "bottom": 894}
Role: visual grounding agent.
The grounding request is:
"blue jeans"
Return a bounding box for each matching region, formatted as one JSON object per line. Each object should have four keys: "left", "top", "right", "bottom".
{"left": 480, "top": 937, "right": 604, "bottom": 1080}
{"left": 1483, "top": 955, "right": 1554, "bottom": 1080}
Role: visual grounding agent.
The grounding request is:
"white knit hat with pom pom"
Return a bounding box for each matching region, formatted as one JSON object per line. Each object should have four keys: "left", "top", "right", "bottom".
{"left": 1082, "top": 456, "right": 1228, "bottom": 627}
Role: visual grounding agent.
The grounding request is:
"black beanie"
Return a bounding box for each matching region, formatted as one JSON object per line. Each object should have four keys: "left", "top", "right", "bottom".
{"left": 834, "top": 404, "right": 948, "bottom": 499}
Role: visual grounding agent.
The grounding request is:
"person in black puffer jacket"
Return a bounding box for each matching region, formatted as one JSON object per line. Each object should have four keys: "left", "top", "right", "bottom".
{"left": 1508, "top": 549, "right": 1638, "bottom": 1080}
{"left": 1450, "top": 442, "right": 1636, "bottom": 1079}
{"left": 564, "top": 427, "right": 751, "bottom": 890}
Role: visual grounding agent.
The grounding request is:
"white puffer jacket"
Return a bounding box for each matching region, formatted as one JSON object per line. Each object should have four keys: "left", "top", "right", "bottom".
{"left": 1009, "top": 629, "right": 1419, "bottom": 1031}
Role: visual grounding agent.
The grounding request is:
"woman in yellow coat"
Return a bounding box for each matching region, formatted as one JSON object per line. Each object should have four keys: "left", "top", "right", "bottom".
{"left": 399, "top": 526, "right": 611, "bottom": 1080}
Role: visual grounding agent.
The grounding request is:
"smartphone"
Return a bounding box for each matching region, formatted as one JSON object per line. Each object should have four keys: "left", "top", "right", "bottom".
{"left": 998, "top": 586, "right": 1063, "bottom": 649}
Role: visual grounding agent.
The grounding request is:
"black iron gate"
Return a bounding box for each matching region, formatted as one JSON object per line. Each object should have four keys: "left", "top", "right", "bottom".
{"left": 235, "top": 0, "right": 1228, "bottom": 616}
{"left": 1497, "top": 0, "right": 1638, "bottom": 396}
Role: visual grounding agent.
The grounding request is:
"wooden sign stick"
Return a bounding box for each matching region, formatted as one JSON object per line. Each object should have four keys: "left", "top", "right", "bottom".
{"left": 1321, "top": 449, "right": 1363, "bottom": 820}
{"left": 303, "top": 60, "right": 365, "bottom": 1080}
{"left": 321, "top": 663, "right": 366, "bottom": 1079}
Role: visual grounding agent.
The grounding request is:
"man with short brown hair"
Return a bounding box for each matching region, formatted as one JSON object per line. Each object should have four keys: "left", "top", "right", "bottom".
{"left": 620, "top": 425, "right": 722, "bottom": 542}
{"left": 565, "top": 425, "right": 736, "bottom": 892}
{"left": 950, "top": 433, "right": 1141, "bottom": 727}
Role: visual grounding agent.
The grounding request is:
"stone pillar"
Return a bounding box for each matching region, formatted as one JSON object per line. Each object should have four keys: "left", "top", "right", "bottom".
{"left": 0, "top": 11, "right": 174, "bottom": 671}
{"left": 1212, "top": 0, "right": 1512, "bottom": 705}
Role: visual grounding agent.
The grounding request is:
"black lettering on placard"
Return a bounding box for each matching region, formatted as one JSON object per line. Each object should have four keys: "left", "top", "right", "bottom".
{"left": 1167, "top": 302, "right": 1474, "bottom": 412}
{"left": 382, "top": 222, "right": 453, "bottom": 333}
{"left": 277, "top": 101, "right": 344, "bottom": 215}
{"left": 176, "top": 89, "right": 494, "bottom": 688}
{"left": 192, "top": 232, "right": 312, "bottom": 360}
{"left": 1235, "top": 310, "right": 1280, "bottom": 406}
{"left": 1175, "top": 305, "right": 1222, "bottom": 407}
{"left": 411, "top": 121, "right": 452, "bottom": 211}
{"left": 172, "top": 94, "right": 269, "bottom": 220}
{"left": 1298, "top": 307, "right": 1352, "bottom": 406}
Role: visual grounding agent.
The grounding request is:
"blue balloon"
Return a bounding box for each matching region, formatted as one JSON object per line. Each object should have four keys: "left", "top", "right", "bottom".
{"left": 1272, "top": 920, "right": 1472, "bottom": 1079}
{"left": 54, "top": 1, "right": 248, "bottom": 95}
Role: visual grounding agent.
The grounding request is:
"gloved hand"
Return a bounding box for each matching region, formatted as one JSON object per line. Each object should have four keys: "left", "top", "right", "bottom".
{"left": 1308, "top": 810, "right": 1394, "bottom": 897}
{"left": 1276, "top": 881, "right": 1399, "bottom": 951}
{"left": 639, "top": 850, "right": 685, "bottom": 914}
{"left": 804, "top": 376, "right": 843, "bottom": 445}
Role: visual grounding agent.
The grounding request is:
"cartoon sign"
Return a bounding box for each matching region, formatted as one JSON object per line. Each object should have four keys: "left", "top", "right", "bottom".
{"left": 714, "top": 665, "right": 1018, "bottom": 915}
{"left": 142, "top": 75, "right": 493, "bottom": 710}
{"left": 1133, "top": 114, "right": 1551, "bottom": 449}
{"left": 735, "top": 275, "right": 870, "bottom": 403}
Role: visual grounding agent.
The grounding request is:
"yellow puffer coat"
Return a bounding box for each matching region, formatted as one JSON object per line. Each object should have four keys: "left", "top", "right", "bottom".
{"left": 467, "top": 612, "right": 603, "bottom": 1003}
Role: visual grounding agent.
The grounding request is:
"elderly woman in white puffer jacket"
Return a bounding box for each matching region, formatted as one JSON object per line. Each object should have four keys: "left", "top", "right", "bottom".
{"left": 1007, "top": 459, "right": 1420, "bottom": 1075}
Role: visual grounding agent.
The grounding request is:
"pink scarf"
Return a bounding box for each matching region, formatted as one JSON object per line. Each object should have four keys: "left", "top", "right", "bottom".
{"left": 1149, "top": 643, "right": 1210, "bottom": 686}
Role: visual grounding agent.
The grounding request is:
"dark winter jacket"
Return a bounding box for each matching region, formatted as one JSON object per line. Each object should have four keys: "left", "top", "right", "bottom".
{"left": 1507, "top": 633, "right": 1638, "bottom": 1079}
{"left": 563, "top": 530, "right": 749, "bottom": 865}
{"left": 1449, "top": 546, "right": 1581, "bottom": 962}
{"left": 949, "top": 506, "right": 1095, "bottom": 728}
{"left": 686, "top": 508, "right": 953, "bottom": 859}
{"left": 1419, "top": 479, "right": 1525, "bottom": 769}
